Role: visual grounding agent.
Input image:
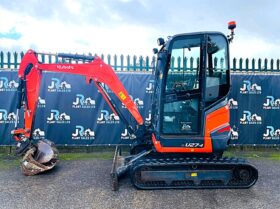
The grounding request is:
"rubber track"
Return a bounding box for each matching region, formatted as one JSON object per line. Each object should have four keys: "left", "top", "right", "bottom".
{"left": 130, "top": 156, "right": 258, "bottom": 189}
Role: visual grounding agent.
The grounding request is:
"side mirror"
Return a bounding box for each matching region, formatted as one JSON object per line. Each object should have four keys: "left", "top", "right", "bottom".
{"left": 153, "top": 48, "right": 159, "bottom": 54}
{"left": 157, "top": 38, "right": 165, "bottom": 46}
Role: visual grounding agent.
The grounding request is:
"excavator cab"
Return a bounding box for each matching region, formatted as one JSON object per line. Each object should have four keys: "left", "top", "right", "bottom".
{"left": 151, "top": 32, "right": 231, "bottom": 155}
{"left": 113, "top": 30, "right": 257, "bottom": 190}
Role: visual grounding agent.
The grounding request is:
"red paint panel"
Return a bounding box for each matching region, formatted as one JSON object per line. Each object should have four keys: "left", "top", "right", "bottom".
{"left": 152, "top": 105, "right": 230, "bottom": 153}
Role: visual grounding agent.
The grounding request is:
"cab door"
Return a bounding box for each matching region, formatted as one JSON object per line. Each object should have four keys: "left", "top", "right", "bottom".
{"left": 161, "top": 34, "right": 206, "bottom": 137}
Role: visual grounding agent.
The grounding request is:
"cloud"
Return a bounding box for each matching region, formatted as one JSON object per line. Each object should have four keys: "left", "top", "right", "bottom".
{"left": 0, "top": 0, "right": 279, "bottom": 60}
{"left": 0, "top": 4, "right": 158, "bottom": 57}
{"left": 63, "top": 0, "right": 82, "bottom": 15}
{"left": 231, "top": 35, "right": 280, "bottom": 60}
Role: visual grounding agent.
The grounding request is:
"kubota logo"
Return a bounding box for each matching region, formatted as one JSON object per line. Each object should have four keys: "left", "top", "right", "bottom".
{"left": 97, "top": 110, "right": 120, "bottom": 124}
{"left": 240, "top": 80, "right": 261, "bottom": 94}
{"left": 72, "top": 125, "right": 95, "bottom": 140}
{"left": 263, "top": 96, "right": 280, "bottom": 110}
{"left": 56, "top": 65, "right": 74, "bottom": 70}
{"left": 263, "top": 126, "right": 280, "bottom": 140}
{"left": 240, "top": 111, "right": 262, "bottom": 125}
{"left": 72, "top": 94, "right": 95, "bottom": 108}
{"left": 0, "top": 109, "right": 18, "bottom": 124}
{"left": 47, "top": 109, "right": 71, "bottom": 124}
{"left": 0, "top": 77, "right": 19, "bottom": 91}
{"left": 48, "top": 78, "right": 71, "bottom": 92}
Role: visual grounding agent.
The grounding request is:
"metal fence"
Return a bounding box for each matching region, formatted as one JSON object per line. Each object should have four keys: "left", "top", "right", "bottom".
{"left": 1, "top": 51, "right": 280, "bottom": 72}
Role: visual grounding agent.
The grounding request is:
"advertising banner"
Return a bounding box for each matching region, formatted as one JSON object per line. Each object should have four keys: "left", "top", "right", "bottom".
{"left": 1, "top": 71, "right": 280, "bottom": 145}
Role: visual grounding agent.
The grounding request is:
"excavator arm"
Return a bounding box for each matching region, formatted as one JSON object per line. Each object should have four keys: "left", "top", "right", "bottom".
{"left": 12, "top": 49, "right": 145, "bottom": 176}
{"left": 12, "top": 49, "right": 143, "bottom": 149}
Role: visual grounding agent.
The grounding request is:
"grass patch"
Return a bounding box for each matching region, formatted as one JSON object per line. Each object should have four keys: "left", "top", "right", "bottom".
{"left": 59, "top": 152, "right": 114, "bottom": 161}
{"left": 0, "top": 154, "right": 20, "bottom": 170}
{"left": 224, "top": 150, "right": 280, "bottom": 161}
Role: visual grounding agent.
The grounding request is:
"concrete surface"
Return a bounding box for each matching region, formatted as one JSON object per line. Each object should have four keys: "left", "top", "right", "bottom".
{"left": 0, "top": 159, "right": 279, "bottom": 209}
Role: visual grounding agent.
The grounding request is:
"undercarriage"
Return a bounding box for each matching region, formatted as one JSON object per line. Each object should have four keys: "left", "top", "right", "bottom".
{"left": 111, "top": 146, "right": 258, "bottom": 190}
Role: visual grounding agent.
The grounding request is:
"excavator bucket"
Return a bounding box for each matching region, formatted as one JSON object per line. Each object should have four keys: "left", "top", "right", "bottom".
{"left": 20, "top": 139, "right": 59, "bottom": 176}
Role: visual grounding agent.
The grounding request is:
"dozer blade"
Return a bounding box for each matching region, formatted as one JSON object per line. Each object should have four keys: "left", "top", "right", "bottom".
{"left": 130, "top": 156, "right": 258, "bottom": 190}
{"left": 110, "top": 146, "right": 152, "bottom": 191}
{"left": 110, "top": 146, "right": 130, "bottom": 191}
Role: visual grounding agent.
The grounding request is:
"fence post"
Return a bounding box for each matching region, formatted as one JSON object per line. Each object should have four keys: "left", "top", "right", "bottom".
{"left": 145, "top": 56, "right": 149, "bottom": 71}
{"left": 239, "top": 58, "right": 243, "bottom": 71}
{"left": 62, "top": 56, "right": 66, "bottom": 63}
{"left": 177, "top": 57, "right": 181, "bottom": 71}
{"left": 107, "top": 54, "right": 111, "bottom": 66}
{"left": 152, "top": 56, "right": 156, "bottom": 71}
{"left": 232, "top": 58, "right": 236, "bottom": 71}
{"left": 264, "top": 58, "right": 268, "bottom": 71}
{"left": 214, "top": 57, "right": 218, "bottom": 68}
{"left": 114, "top": 55, "right": 117, "bottom": 70}
{"left": 190, "top": 57, "right": 194, "bottom": 71}
{"left": 140, "top": 56, "right": 144, "bottom": 71}
{"left": 7, "top": 52, "right": 11, "bottom": 68}
{"left": 82, "top": 53, "right": 86, "bottom": 63}
{"left": 20, "top": 52, "right": 24, "bottom": 61}
{"left": 270, "top": 59, "right": 274, "bottom": 71}
{"left": 252, "top": 58, "right": 255, "bottom": 71}
{"left": 245, "top": 58, "right": 249, "bottom": 71}
{"left": 258, "top": 58, "right": 262, "bottom": 71}
{"left": 133, "top": 55, "right": 137, "bottom": 71}
{"left": 48, "top": 54, "right": 52, "bottom": 64}
{"left": 0, "top": 51, "right": 4, "bottom": 68}
{"left": 55, "top": 54, "right": 59, "bottom": 63}
{"left": 126, "top": 55, "right": 130, "bottom": 71}
{"left": 120, "top": 55, "right": 124, "bottom": 71}
{"left": 183, "top": 57, "right": 187, "bottom": 71}
{"left": 14, "top": 52, "right": 18, "bottom": 69}
{"left": 171, "top": 56, "right": 174, "bottom": 71}
{"left": 41, "top": 53, "right": 45, "bottom": 63}
{"left": 220, "top": 57, "right": 224, "bottom": 70}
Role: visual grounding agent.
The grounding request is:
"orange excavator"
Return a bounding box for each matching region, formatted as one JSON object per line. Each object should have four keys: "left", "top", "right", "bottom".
{"left": 12, "top": 21, "right": 258, "bottom": 190}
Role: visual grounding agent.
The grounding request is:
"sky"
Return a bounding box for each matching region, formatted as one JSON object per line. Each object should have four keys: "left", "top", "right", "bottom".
{"left": 0, "top": 0, "right": 280, "bottom": 60}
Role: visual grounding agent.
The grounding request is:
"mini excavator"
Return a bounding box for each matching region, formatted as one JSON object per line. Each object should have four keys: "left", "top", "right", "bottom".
{"left": 12, "top": 21, "right": 258, "bottom": 190}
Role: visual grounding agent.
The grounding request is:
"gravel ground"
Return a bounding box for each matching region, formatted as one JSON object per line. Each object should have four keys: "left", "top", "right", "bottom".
{"left": 0, "top": 159, "right": 279, "bottom": 209}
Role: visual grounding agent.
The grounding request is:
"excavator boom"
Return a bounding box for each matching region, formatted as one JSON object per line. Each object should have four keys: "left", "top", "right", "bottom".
{"left": 14, "top": 49, "right": 143, "bottom": 142}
